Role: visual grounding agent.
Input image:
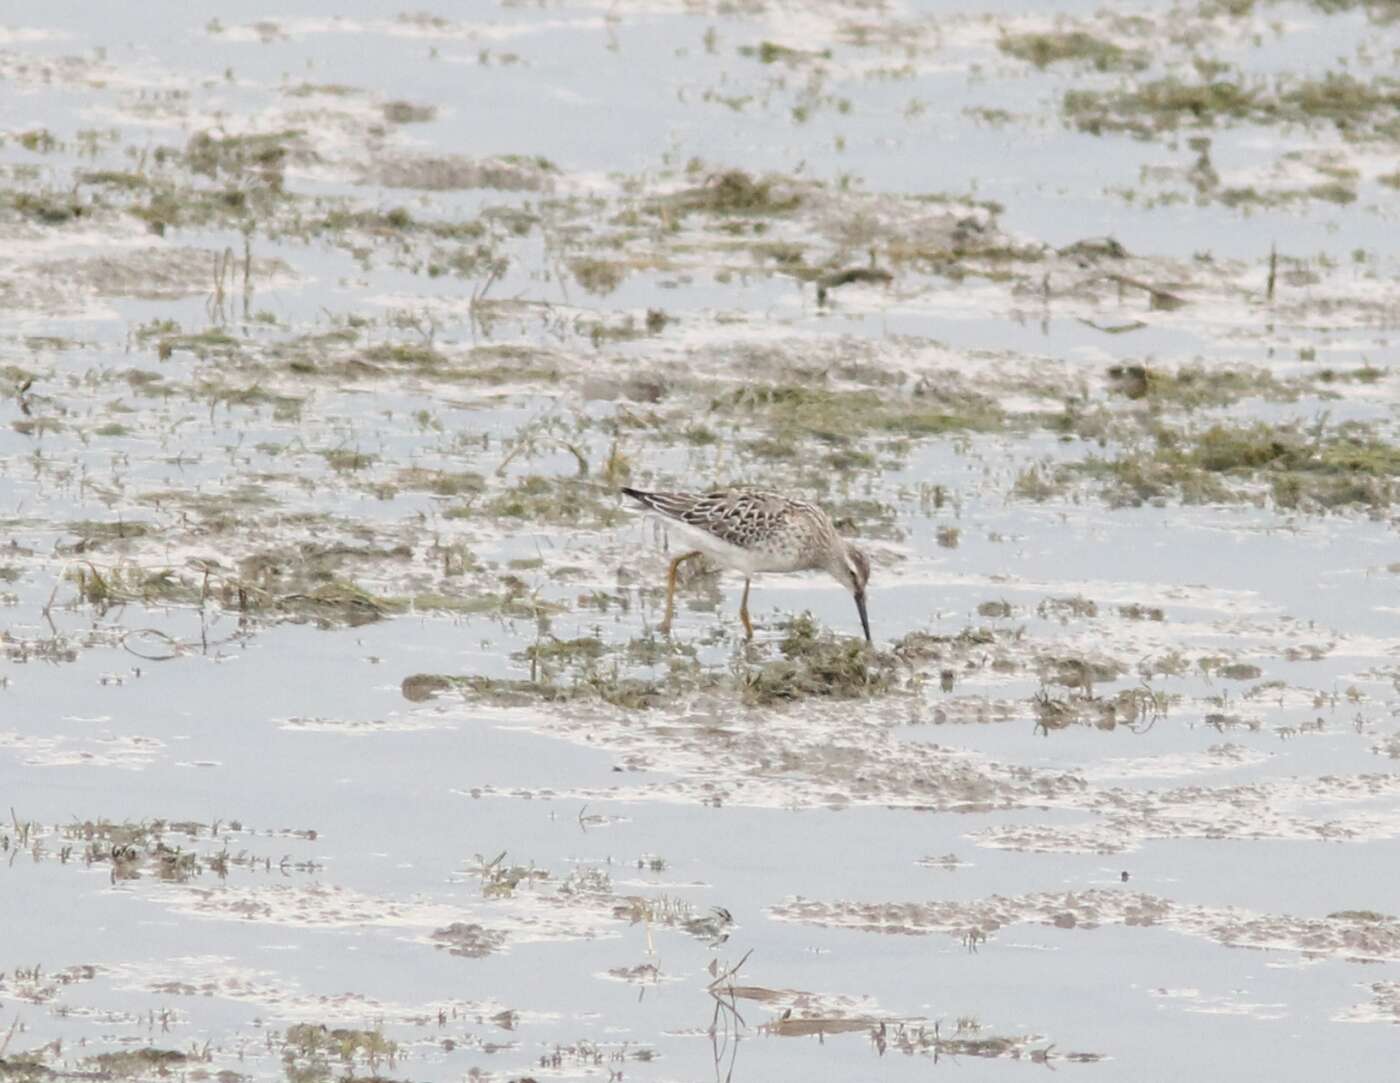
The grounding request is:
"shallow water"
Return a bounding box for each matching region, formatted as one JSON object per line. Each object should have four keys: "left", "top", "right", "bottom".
{"left": 2, "top": 0, "right": 1400, "bottom": 1080}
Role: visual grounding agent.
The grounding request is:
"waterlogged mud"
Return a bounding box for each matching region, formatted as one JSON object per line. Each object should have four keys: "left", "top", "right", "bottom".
{"left": 2, "top": 0, "right": 1400, "bottom": 1080}
{"left": 773, "top": 889, "right": 1400, "bottom": 963}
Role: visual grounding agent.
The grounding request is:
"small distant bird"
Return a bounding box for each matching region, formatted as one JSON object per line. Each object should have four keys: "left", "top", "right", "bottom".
{"left": 621, "top": 487, "right": 872, "bottom": 643}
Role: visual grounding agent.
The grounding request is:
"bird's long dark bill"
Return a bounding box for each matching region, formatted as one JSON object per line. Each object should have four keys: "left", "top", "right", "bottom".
{"left": 855, "top": 590, "right": 872, "bottom": 644}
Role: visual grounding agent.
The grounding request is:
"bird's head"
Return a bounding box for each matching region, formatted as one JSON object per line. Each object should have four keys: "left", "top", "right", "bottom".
{"left": 830, "top": 543, "right": 872, "bottom": 644}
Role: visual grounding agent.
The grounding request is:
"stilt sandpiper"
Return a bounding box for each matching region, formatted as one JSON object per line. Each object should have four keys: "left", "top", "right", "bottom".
{"left": 621, "top": 487, "right": 872, "bottom": 643}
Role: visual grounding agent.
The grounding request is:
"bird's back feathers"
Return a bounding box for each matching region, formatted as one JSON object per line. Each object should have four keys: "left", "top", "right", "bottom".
{"left": 621, "top": 487, "right": 830, "bottom": 555}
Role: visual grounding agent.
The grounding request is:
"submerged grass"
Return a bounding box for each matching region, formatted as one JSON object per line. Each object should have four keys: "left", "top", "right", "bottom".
{"left": 1068, "top": 421, "right": 1400, "bottom": 508}
{"left": 88, "top": 1049, "right": 189, "bottom": 1077}
{"left": 185, "top": 129, "right": 305, "bottom": 182}
{"left": 1104, "top": 364, "right": 1292, "bottom": 408}
{"left": 404, "top": 616, "right": 897, "bottom": 711}
{"left": 1065, "top": 72, "right": 1400, "bottom": 141}
{"left": 483, "top": 476, "right": 624, "bottom": 527}
{"left": 714, "top": 383, "right": 1003, "bottom": 457}
{"left": 283, "top": 1024, "right": 396, "bottom": 1064}
{"left": 999, "top": 31, "right": 1147, "bottom": 71}
{"left": 660, "top": 170, "right": 803, "bottom": 217}
{"left": 739, "top": 614, "right": 898, "bottom": 705}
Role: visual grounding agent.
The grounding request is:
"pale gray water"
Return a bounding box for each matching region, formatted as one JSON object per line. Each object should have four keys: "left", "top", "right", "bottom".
{"left": 2, "top": 1, "right": 1400, "bottom": 1080}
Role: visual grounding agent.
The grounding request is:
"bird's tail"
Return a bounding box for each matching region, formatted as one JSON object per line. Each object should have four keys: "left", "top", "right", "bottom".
{"left": 621, "top": 488, "right": 697, "bottom": 519}
{"left": 620, "top": 486, "right": 658, "bottom": 510}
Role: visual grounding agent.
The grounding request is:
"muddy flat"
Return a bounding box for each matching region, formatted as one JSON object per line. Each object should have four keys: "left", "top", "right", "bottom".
{"left": 2, "top": 1, "right": 1400, "bottom": 1079}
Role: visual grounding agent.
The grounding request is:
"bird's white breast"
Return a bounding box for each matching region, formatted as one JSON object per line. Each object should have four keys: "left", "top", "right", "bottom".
{"left": 651, "top": 516, "right": 798, "bottom": 576}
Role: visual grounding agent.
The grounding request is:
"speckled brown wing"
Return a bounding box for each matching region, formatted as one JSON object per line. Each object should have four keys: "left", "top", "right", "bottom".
{"left": 621, "top": 488, "right": 820, "bottom": 551}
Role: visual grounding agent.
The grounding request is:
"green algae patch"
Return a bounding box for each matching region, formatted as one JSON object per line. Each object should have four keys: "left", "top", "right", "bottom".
{"left": 1065, "top": 72, "right": 1400, "bottom": 141}
{"left": 401, "top": 671, "right": 668, "bottom": 710}
{"left": 280, "top": 1024, "right": 400, "bottom": 1082}
{"left": 308, "top": 205, "right": 486, "bottom": 241}
{"left": 359, "top": 342, "right": 447, "bottom": 370}
{"left": 714, "top": 384, "right": 1004, "bottom": 455}
{"left": 520, "top": 636, "right": 608, "bottom": 668}
{"left": 1105, "top": 364, "right": 1292, "bottom": 408}
{"left": 483, "top": 476, "right": 625, "bottom": 527}
{"left": 65, "top": 562, "right": 203, "bottom": 611}
{"left": 395, "top": 467, "right": 486, "bottom": 497}
{"left": 661, "top": 170, "right": 803, "bottom": 217}
{"left": 1175, "top": 424, "right": 1400, "bottom": 479}
{"left": 999, "top": 31, "right": 1146, "bottom": 72}
{"left": 276, "top": 580, "right": 402, "bottom": 627}
{"left": 328, "top": 342, "right": 561, "bottom": 385}
{"left": 570, "top": 257, "right": 627, "bottom": 296}
{"left": 154, "top": 328, "right": 242, "bottom": 360}
{"left": 402, "top": 616, "right": 898, "bottom": 712}
{"left": 282, "top": 1024, "right": 397, "bottom": 1062}
{"left": 738, "top": 41, "right": 832, "bottom": 65}
{"left": 320, "top": 448, "right": 376, "bottom": 472}
{"left": 0, "top": 1052, "right": 56, "bottom": 1081}
{"left": 430, "top": 920, "right": 508, "bottom": 957}
{"left": 382, "top": 100, "right": 436, "bottom": 124}
{"left": 1068, "top": 422, "right": 1400, "bottom": 509}
{"left": 186, "top": 129, "right": 307, "bottom": 182}
{"left": 1066, "top": 78, "right": 1260, "bottom": 136}
{"left": 66, "top": 519, "right": 152, "bottom": 546}
{"left": 362, "top": 153, "right": 556, "bottom": 191}
{"left": 88, "top": 1049, "right": 188, "bottom": 1077}
{"left": 739, "top": 614, "right": 899, "bottom": 706}
{"left": 401, "top": 673, "right": 459, "bottom": 702}
{"left": 4, "top": 188, "right": 90, "bottom": 225}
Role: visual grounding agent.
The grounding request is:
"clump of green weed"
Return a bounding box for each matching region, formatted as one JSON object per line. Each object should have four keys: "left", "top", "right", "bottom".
{"left": 1065, "top": 71, "right": 1400, "bottom": 141}
{"left": 431, "top": 921, "right": 508, "bottom": 956}
{"left": 382, "top": 100, "right": 436, "bottom": 124}
{"left": 6, "top": 189, "right": 88, "bottom": 224}
{"left": 999, "top": 31, "right": 1146, "bottom": 72}
{"left": 1105, "top": 364, "right": 1290, "bottom": 408}
{"left": 1071, "top": 421, "right": 1400, "bottom": 509}
{"left": 186, "top": 129, "right": 304, "bottom": 184}
{"left": 739, "top": 614, "right": 897, "bottom": 705}
{"left": 715, "top": 383, "right": 1002, "bottom": 452}
{"left": 282, "top": 1023, "right": 397, "bottom": 1075}
{"left": 738, "top": 41, "right": 832, "bottom": 64}
{"left": 521, "top": 636, "right": 607, "bottom": 667}
{"left": 1065, "top": 78, "right": 1260, "bottom": 135}
{"left": 483, "top": 476, "right": 623, "bottom": 527}
{"left": 89, "top": 1049, "right": 189, "bottom": 1077}
{"left": 666, "top": 170, "right": 802, "bottom": 216}
{"left": 570, "top": 258, "right": 627, "bottom": 295}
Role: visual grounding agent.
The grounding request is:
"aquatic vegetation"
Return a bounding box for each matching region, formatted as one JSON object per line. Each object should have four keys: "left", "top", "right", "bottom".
{"left": 1104, "top": 364, "right": 1292, "bottom": 409}
{"left": 403, "top": 615, "right": 900, "bottom": 712}
{"left": 661, "top": 169, "right": 803, "bottom": 216}
{"left": 999, "top": 31, "right": 1147, "bottom": 72}
{"left": 431, "top": 921, "right": 508, "bottom": 957}
{"left": 484, "top": 476, "right": 625, "bottom": 527}
{"left": 713, "top": 383, "right": 1005, "bottom": 451}
{"left": 185, "top": 129, "right": 307, "bottom": 182}
{"left": 4, "top": 188, "right": 88, "bottom": 224}
{"left": 738, "top": 41, "right": 832, "bottom": 65}
{"left": 739, "top": 615, "right": 899, "bottom": 705}
{"left": 362, "top": 153, "right": 556, "bottom": 191}
{"left": 88, "top": 1049, "right": 191, "bottom": 1077}
{"left": 382, "top": 100, "right": 436, "bottom": 124}
{"left": 281, "top": 1024, "right": 398, "bottom": 1077}
{"left": 1066, "top": 72, "right": 1400, "bottom": 141}
{"left": 569, "top": 257, "right": 627, "bottom": 296}
{"left": 3, "top": 3, "right": 1400, "bottom": 1079}
{"left": 1067, "top": 421, "right": 1400, "bottom": 509}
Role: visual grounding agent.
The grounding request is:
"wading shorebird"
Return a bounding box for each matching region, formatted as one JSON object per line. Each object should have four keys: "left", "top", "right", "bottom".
{"left": 621, "top": 487, "right": 872, "bottom": 643}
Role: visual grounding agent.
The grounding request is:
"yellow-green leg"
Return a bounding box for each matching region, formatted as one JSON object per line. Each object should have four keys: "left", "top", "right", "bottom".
{"left": 739, "top": 578, "right": 754, "bottom": 642}
{"left": 659, "top": 550, "right": 702, "bottom": 635}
